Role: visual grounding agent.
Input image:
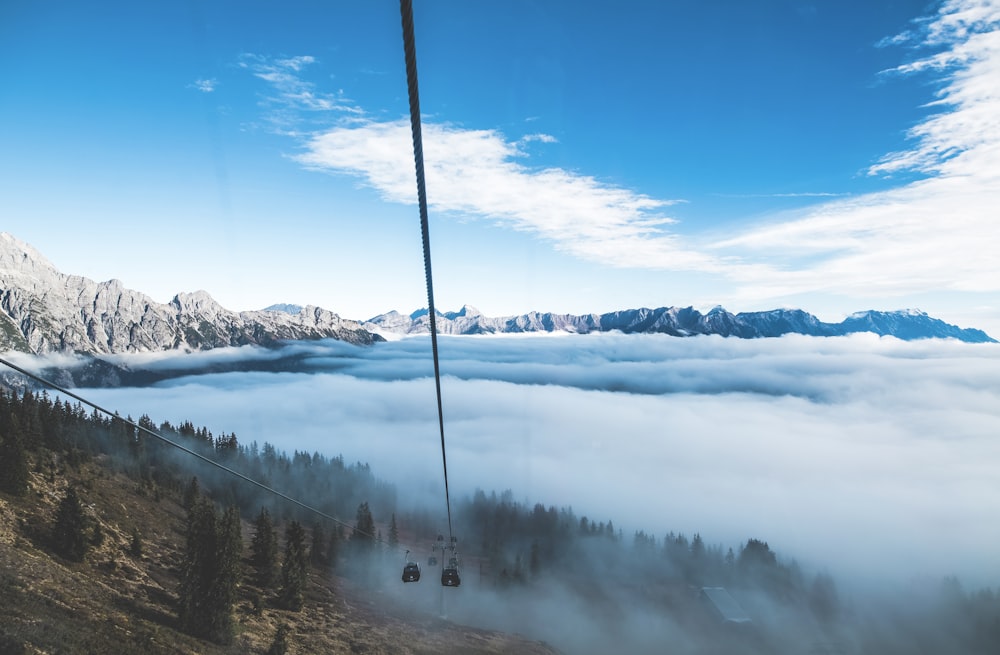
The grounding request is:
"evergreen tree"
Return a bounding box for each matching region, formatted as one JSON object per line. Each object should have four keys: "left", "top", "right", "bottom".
{"left": 691, "top": 533, "right": 705, "bottom": 560}
{"left": 183, "top": 476, "right": 200, "bottom": 511}
{"left": 689, "top": 532, "right": 706, "bottom": 581}
{"left": 179, "top": 497, "right": 218, "bottom": 638}
{"left": 352, "top": 502, "right": 376, "bottom": 550}
{"left": 388, "top": 513, "right": 399, "bottom": 549}
{"left": 250, "top": 507, "right": 279, "bottom": 589}
{"left": 0, "top": 426, "right": 29, "bottom": 496}
{"left": 266, "top": 623, "right": 291, "bottom": 655}
{"left": 808, "top": 572, "right": 840, "bottom": 623}
{"left": 310, "top": 521, "right": 327, "bottom": 567}
{"left": 279, "top": 521, "right": 308, "bottom": 611}
{"left": 129, "top": 527, "right": 143, "bottom": 558}
{"left": 529, "top": 540, "right": 541, "bottom": 577}
{"left": 211, "top": 506, "right": 242, "bottom": 642}
{"left": 326, "top": 525, "right": 341, "bottom": 569}
{"left": 52, "top": 487, "right": 89, "bottom": 562}
{"left": 178, "top": 498, "right": 242, "bottom": 644}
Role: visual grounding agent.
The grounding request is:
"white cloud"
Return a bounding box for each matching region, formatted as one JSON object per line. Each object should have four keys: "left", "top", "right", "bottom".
{"left": 714, "top": 0, "right": 1000, "bottom": 302}
{"left": 191, "top": 78, "right": 217, "bottom": 93}
{"left": 295, "top": 120, "right": 725, "bottom": 271}
{"left": 713, "top": 192, "right": 850, "bottom": 199}
{"left": 239, "top": 53, "right": 363, "bottom": 128}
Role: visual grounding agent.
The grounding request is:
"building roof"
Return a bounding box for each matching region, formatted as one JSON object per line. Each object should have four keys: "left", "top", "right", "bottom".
{"left": 700, "top": 586, "right": 752, "bottom": 623}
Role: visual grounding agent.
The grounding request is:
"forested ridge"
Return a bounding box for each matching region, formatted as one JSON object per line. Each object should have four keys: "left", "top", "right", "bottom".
{"left": 1, "top": 386, "right": 998, "bottom": 654}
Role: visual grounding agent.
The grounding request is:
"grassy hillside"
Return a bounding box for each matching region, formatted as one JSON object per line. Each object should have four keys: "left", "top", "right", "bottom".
{"left": 0, "top": 456, "right": 556, "bottom": 655}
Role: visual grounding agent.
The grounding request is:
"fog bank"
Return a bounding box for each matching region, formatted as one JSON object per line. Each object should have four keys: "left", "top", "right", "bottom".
{"left": 67, "top": 333, "right": 1000, "bottom": 590}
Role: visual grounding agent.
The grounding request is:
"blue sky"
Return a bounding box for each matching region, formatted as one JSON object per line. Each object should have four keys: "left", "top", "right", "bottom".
{"left": 2, "top": 0, "right": 999, "bottom": 335}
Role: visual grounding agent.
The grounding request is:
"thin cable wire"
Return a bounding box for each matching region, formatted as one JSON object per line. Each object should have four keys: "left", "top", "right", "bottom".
{"left": 400, "top": 0, "right": 454, "bottom": 544}
{"left": 0, "top": 355, "right": 378, "bottom": 544}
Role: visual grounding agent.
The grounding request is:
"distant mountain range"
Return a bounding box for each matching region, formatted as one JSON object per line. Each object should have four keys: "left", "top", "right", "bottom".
{"left": 359, "top": 304, "right": 996, "bottom": 343}
{"left": 0, "top": 232, "right": 994, "bottom": 358}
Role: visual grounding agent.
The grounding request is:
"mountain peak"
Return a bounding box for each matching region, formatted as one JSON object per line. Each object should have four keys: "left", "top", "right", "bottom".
{"left": 0, "top": 232, "right": 59, "bottom": 277}
{"left": 0, "top": 236, "right": 383, "bottom": 354}
{"left": 446, "top": 305, "right": 481, "bottom": 319}
{"left": 262, "top": 303, "right": 304, "bottom": 315}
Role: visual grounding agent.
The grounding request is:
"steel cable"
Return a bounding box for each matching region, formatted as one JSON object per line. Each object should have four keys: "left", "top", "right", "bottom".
{"left": 400, "top": 0, "right": 455, "bottom": 545}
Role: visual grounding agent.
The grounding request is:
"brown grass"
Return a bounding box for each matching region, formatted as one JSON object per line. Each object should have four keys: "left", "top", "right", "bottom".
{"left": 0, "top": 457, "right": 558, "bottom": 655}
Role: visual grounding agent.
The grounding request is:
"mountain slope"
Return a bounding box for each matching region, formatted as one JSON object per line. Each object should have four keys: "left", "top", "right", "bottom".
{"left": 0, "top": 458, "right": 556, "bottom": 655}
{"left": 0, "top": 233, "right": 382, "bottom": 355}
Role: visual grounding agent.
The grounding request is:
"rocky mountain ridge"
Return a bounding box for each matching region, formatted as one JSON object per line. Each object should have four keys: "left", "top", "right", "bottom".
{"left": 361, "top": 304, "right": 996, "bottom": 343}
{"left": 0, "top": 233, "right": 381, "bottom": 355}
{"left": 2, "top": 233, "right": 994, "bottom": 357}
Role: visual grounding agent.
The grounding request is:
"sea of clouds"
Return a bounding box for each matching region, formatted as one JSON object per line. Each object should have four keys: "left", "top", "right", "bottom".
{"left": 60, "top": 332, "right": 1000, "bottom": 591}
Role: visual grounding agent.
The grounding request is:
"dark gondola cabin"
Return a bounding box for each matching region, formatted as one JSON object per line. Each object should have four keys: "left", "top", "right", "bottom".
{"left": 441, "top": 567, "right": 460, "bottom": 587}
{"left": 402, "top": 562, "right": 421, "bottom": 583}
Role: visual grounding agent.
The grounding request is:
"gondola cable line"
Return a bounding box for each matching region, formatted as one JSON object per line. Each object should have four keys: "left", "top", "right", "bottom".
{"left": 399, "top": 0, "right": 461, "bottom": 588}
{"left": 0, "top": 354, "right": 381, "bottom": 544}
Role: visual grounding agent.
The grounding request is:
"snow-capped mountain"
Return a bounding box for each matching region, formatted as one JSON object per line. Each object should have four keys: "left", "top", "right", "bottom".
{"left": 364, "top": 304, "right": 995, "bottom": 343}
{"left": 1, "top": 232, "right": 994, "bottom": 357}
{"left": 0, "top": 233, "right": 381, "bottom": 355}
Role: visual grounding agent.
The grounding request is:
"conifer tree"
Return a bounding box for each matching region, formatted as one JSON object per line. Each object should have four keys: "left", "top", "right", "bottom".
{"left": 183, "top": 476, "right": 200, "bottom": 511}
{"left": 388, "top": 513, "right": 399, "bottom": 549}
{"left": 178, "top": 498, "right": 242, "bottom": 644}
{"left": 310, "top": 521, "right": 327, "bottom": 568}
{"left": 326, "top": 524, "right": 341, "bottom": 569}
{"left": 0, "top": 427, "right": 29, "bottom": 496}
{"left": 179, "top": 497, "right": 218, "bottom": 638}
{"left": 211, "top": 506, "right": 242, "bottom": 641}
{"left": 279, "top": 521, "right": 308, "bottom": 611}
{"left": 52, "top": 487, "right": 89, "bottom": 562}
{"left": 250, "top": 507, "right": 279, "bottom": 589}
{"left": 129, "top": 527, "right": 143, "bottom": 558}
{"left": 266, "top": 623, "right": 291, "bottom": 655}
{"left": 352, "top": 502, "right": 376, "bottom": 551}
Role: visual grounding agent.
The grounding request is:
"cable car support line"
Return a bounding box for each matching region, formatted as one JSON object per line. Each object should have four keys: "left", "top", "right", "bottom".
{"left": 400, "top": 0, "right": 455, "bottom": 546}
{"left": 0, "top": 354, "right": 365, "bottom": 540}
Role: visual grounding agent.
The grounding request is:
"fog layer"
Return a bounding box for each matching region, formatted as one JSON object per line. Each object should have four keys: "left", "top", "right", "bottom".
{"left": 73, "top": 333, "right": 1000, "bottom": 589}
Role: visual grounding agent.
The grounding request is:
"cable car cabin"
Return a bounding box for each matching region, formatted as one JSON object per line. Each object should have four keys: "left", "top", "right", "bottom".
{"left": 402, "top": 562, "right": 421, "bottom": 583}
{"left": 441, "top": 567, "right": 461, "bottom": 587}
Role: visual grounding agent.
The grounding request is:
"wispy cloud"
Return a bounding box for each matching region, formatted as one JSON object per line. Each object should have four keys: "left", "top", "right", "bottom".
{"left": 238, "top": 53, "right": 363, "bottom": 130}
{"left": 190, "top": 78, "right": 218, "bottom": 93}
{"left": 294, "top": 120, "right": 723, "bottom": 271}
{"left": 714, "top": 0, "right": 1000, "bottom": 301}
{"left": 712, "top": 192, "right": 851, "bottom": 199}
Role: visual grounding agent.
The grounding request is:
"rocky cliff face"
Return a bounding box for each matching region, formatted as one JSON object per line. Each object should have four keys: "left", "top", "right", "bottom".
{"left": 0, "top": 233, "right": 381, "bottom": 355}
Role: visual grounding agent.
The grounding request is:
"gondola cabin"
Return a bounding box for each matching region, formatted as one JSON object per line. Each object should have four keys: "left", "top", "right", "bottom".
{"left": 402, "top": 562, "right": 421, "bottom": 583}
{"left": 441, "top": 567, "right": 461, "bottom": 587}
